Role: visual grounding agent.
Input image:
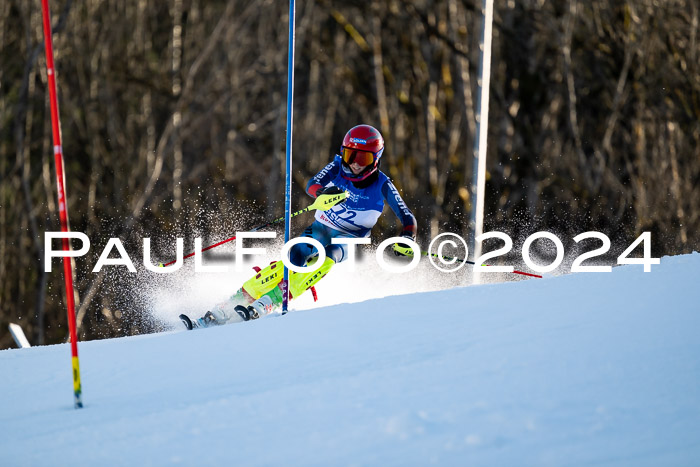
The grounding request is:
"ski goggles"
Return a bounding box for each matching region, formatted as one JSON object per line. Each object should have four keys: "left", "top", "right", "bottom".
{"left": 341, "top": 147, "right": 376, "bottom": 167}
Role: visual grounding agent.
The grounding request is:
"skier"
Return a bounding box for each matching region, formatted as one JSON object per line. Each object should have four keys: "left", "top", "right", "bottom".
{"left": 182, "top": 124, "right": 417, "bottom": 329}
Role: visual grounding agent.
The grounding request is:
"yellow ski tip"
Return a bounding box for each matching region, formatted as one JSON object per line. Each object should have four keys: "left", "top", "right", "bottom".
{"left": 393, "top": 244, "right": 415, "bottom": 257}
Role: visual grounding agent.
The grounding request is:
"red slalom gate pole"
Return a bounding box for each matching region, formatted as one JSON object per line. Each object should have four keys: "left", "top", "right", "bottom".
{"left": 40, "top": 0, "right": 83, "bottom": 409}
{"left": 394, "top": 245, "right": 543, "bottom": 279}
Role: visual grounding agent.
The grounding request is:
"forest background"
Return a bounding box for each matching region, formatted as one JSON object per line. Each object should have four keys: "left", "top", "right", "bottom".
{"left": 1, "top": 0, "right": 698, "bottom": 349}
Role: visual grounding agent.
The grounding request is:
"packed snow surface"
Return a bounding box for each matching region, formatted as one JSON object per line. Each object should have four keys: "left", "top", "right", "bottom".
{"left": 2, "top": 253, "right": 700, "bottom": 466}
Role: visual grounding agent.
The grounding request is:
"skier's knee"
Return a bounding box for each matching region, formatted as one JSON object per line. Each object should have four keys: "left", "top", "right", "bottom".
{"left": 325, "top": 244, "right": 346, "bottom": 263}
{"left": 289, "top": 242, "right": 313, "bottom": 267}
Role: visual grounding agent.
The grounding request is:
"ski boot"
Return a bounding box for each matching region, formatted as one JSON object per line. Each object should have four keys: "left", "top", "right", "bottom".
{"left": 199, "top": 310, "right": 220, "bottom": 327}
{"left": 234, "top": 293, "right": 278, "bottom": 321}
{"left": 180, "top": 310, "right": 221, "bottom": 330}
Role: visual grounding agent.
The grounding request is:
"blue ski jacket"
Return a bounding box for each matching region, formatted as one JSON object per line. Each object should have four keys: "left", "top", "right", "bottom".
{"left": 306, "top": 155, "right": 417, "bottom": 238}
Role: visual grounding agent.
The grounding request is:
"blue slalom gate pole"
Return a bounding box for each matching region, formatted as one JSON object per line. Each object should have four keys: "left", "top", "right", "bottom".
{"left": 282, "top": 0, "right": 296, "bottom": 314}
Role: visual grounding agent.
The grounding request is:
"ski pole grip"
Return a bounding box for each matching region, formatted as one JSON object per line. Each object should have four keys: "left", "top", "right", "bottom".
{"left": 312, "top": 191, "right": 348, "bottom": 211}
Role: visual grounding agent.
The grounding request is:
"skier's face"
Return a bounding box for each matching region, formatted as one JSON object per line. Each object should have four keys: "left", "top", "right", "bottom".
{"left": 348, "top": 161, "right": 369, "bottom": 174}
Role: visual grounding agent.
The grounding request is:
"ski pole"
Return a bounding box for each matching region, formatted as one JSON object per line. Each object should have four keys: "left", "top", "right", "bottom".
{"left": 160, "top": 191, "right": 347, "bottom": 267}
{"left": 392, "top": 244, "right": 542, "bottom": 278}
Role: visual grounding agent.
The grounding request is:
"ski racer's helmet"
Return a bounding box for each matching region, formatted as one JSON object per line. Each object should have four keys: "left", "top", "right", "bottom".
{"left": 339, "top": 124, "right": 384, "bottom": 182}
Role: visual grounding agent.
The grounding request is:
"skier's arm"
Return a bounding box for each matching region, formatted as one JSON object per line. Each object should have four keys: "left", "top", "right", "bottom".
{"left": 307, "top": 158, "right": 341, "bottom": 198}
{"left": 381, "top": 179, "right": 417, "bottom": 239}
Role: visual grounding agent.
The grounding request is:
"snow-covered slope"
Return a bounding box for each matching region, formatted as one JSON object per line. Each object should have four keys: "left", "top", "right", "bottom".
{"left": 2, "top": 253, "right": 699, "bottom": 466}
